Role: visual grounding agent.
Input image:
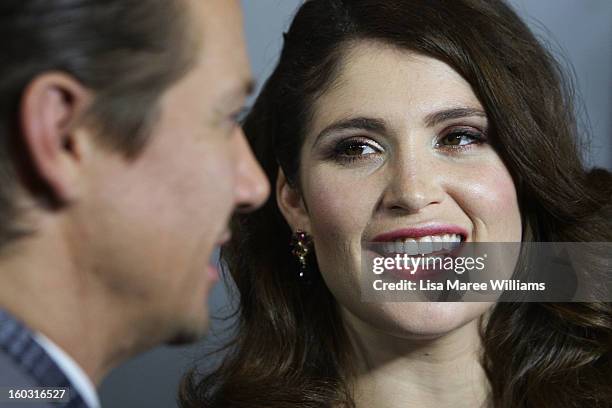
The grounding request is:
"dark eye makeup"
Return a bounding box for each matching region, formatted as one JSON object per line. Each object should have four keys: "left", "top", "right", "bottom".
{"left": 330, "top": 136, "right": 384, "bottom": 164}
{"left": 435, "top": 127, "right": 488, "bottom": 152}
{"left": 323, "top": 125, "right": 488, "bottom": 165}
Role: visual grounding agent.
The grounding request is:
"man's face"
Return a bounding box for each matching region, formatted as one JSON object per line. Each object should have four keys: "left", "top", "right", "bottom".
{"left": 76, "top": 0, "right": 268, "bottom": 345}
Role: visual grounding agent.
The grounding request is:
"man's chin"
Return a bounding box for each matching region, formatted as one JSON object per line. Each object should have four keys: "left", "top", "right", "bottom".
{"left": 164, "top": 318, "right": 209, "bottom": 346}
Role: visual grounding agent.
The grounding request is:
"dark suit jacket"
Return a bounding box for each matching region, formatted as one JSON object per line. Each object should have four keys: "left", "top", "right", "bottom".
{"left": 0, "top": 310, "right": 89, "bottom": 408}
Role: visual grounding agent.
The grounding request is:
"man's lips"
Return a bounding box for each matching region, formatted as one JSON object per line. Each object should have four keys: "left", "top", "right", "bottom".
{"left": 207, "top": 229, "right": 230, "bottom": 283}
{"left": 207, "top": 264, "right": 220, "bottom": 281}
{"left": 217, "top": 230, "right": 231, "bottom": 246}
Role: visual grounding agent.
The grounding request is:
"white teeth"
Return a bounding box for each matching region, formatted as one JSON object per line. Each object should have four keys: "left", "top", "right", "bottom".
{"left": 379, "top": 233, "right": 462, "bottom": 255}
{"left": 417, "top": 236, "right": 433, "bottom": 254}
{"left": 432, "top": 235, "right": 443, "bottom": 251}
{"left": 383, "top": 242, "right": 396, "bottom": 254}
{"left": 404, "top": 239, "right": 418, "bottom": 255}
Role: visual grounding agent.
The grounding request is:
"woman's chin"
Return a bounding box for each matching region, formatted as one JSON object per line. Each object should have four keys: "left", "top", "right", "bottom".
{"left": 347, "top": 301, "right": 492, "bottom": 340}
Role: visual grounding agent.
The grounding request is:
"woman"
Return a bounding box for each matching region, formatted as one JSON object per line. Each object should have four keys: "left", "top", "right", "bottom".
{"left": 181, "top": 0, "right": 612, "bottom": 407}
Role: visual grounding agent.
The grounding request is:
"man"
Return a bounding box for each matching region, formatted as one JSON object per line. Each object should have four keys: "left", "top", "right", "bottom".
{"left": 0, "top": 0, "right": 269, "bottom": 407}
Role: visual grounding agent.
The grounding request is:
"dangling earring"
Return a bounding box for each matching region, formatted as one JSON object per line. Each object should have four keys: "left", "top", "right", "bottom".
{"left": 290, "top": 230, "right": 312, "bottom": 280}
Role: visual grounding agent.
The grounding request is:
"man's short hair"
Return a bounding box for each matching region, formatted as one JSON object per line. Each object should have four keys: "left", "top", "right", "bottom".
{"left": 0, "top": 0, "right": 196, "bottom": 248}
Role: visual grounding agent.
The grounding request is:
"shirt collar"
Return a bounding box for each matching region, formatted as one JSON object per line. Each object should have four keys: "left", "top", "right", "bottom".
{"left": 33, "top": 332, "right": 101, "bottom": 408}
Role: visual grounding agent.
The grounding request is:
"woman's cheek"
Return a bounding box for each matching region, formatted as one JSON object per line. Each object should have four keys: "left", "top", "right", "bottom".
{"left": 451, "top": 161, "right": 522, "bottom": 241}
{"left": 303, "top": 169, "right": 366, "bottom": 292}
{"left": 304, "top": 169, "right": 374, "bottom": 240}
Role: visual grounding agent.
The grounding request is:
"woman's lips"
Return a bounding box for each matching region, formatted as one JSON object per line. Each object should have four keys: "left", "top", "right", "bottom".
{"left": 371, "top": 224, "right": 469, "bottom": 242}
{"left": 367, "top": 226, "right": 468, "bottom": 280}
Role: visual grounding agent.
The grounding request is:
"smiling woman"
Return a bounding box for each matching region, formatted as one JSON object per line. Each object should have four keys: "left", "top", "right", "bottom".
{"left": 286, "top": 45, "right": 522, "bottom": 341}
{"left": 179, "top": 0, "right": 612, "bottom": 407}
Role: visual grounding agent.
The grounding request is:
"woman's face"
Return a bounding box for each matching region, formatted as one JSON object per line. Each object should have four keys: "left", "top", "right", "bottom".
{"left": 278, "top": 41, "right": 522, "bottom": 338}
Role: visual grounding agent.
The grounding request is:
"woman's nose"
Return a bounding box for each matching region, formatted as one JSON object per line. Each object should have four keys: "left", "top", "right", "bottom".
{"left": 380, "top": 151, "right": 444, "bottom": 214}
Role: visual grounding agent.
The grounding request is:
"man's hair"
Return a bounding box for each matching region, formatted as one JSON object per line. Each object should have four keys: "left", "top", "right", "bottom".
{"left": 0, "top": 0, "right": 196, "bottom": 248}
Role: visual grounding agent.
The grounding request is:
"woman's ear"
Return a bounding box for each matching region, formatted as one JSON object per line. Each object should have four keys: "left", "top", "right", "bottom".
{"left": 276, "top": 167, "right": 311, "bottom": 232}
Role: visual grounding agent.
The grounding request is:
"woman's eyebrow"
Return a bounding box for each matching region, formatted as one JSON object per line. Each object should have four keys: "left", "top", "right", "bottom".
{"left": 314, "top": 117, "right": 387, "bottom": 144}
{"left": 424, "top": 107, "right": 486, "bottom": 127}
{"left": 313, "top": 109, "right": 485, "bottom": 145}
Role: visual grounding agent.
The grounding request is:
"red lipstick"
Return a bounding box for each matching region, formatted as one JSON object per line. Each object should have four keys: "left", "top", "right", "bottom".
{"left": 372, "top": 224, "right": 468, "bottom": 242}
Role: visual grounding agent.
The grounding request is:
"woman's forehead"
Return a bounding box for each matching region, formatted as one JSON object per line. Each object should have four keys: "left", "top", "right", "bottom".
{"left": 308, "top": 42, "right": 485, "bottom": 135}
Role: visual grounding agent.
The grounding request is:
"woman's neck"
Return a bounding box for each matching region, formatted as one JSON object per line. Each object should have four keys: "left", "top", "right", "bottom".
{"left": 343, "top": 309, "right": 490, "bottom": 408}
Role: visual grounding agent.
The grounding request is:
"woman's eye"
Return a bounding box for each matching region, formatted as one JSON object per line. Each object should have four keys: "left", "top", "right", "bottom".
{"left": 333, "top": 138, "right": 383, "bottom": 163}
{"left": 436, "top": 129, "right": 485, "bottom": 149}
{"left": 341, "top": 143, "right": 377, "bottom": 156}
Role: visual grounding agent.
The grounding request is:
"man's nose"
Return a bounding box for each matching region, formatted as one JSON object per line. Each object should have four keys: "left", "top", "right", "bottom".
{"left": 232, "top": 129, "right": 270, "bottom": 213}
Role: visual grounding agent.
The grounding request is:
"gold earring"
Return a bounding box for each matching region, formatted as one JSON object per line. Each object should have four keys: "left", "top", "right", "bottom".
{"left": 290, "top": 230, "right": 312, "bottom": 279}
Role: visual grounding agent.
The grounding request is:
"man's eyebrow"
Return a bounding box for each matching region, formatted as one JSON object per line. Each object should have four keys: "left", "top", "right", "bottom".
{"left": 314, "top": 117, "right": 387, "bottom": 144}
{"left": 424, "top": 107, "right": 486, "bottom": 127}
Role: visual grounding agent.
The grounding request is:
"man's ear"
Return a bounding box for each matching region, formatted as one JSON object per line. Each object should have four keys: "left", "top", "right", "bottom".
{"left": 20, "top": 72, "right": 93, "bottom": 204}
{"left": 276, "top": 167, "right": 311, "bottom": 232}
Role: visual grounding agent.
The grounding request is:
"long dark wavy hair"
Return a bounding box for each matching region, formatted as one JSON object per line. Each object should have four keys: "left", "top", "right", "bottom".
{"left": 180, "top": 1, "right": 612, "bottom": 407}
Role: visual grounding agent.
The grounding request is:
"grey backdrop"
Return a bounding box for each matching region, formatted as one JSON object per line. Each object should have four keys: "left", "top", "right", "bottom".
{"left": 99, "top": 1, "right": 612, "bottom": 407}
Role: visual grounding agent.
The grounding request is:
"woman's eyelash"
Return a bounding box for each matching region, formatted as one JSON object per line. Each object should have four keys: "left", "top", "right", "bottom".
{"left": 436, "top": 128, "right": 487, "bottom": 151}
{"left": 327, "top": 128, "right": 486, "bottom": 163}
{"left": 331, "top": 138, "right": 384, "bottom": 163}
